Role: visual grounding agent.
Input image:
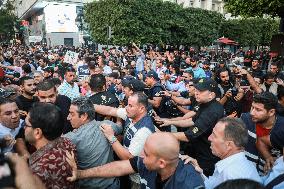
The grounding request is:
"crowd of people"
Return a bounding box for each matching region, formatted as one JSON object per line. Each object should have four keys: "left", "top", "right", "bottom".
{"left": 0, "top": 43, "right": 284, "bottom": 189}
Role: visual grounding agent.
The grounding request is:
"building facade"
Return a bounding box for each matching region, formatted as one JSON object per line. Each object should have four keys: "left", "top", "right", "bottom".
{"left": 165, "top": 0, "right": 225, "bottom": 14}
{"left": 14, "top": 0, "right": 93, "bottom": 47}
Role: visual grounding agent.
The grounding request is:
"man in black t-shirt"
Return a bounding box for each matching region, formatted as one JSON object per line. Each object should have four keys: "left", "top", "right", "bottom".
{"left": 36, "top": 80, "right": 72, "bottom": 134}
{"left": 89, "top": 74, "right": 119, "bottom": 121}
{"left": 15, "top": 80, "right": 72, "bottom": 158}
{"left": 16, "top": 76, "right": 38, "bottom": 119}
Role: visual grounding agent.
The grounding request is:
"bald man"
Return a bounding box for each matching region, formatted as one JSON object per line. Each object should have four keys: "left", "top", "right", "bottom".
{"left": 66, "top": 133, "right": 204, "bottom": 189}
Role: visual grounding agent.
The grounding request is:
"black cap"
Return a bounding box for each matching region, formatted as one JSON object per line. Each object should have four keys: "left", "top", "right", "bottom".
{"left": 146, "top": 70, "right": 159, "bottom": 80}
{"left": 122, "top": 78, "right": 145, "bottom": 92}
{"left": 194, "top": 78, "right": 218, "bottom": 93}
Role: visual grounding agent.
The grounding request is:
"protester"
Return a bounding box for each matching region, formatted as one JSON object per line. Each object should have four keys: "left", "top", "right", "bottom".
{"left": 0, "top": 97, "right": 22, "bottom": 154}
{"left": 25, "top": 103, "right": 77, "bottom": 189}
{"left": 66, "top": 132, "right": 205, "bottom": 189}
{"left": 57, "top": 66, "right": 80, "bottom": 100}
{"left": 1, "top": 43, "right": 284, "bottom": 189}
{"left": 64, "top": 97, "right": 121, "bottom": 189}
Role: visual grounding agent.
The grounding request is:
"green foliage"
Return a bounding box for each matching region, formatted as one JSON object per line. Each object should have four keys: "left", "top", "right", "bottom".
{"left": 224, "top": 0, "right": 284, "bottom": 17}
{"left": 220, "top": 18, "right": 280, "bottom": 47}
{"left": 85, "top": 0, "right": 224, "bottom": 46}
{"left": 0, "top": 0, "right": 17, "bottom": 43}
{"left": 85, "top": 0, "right": 280, "bottom": 47}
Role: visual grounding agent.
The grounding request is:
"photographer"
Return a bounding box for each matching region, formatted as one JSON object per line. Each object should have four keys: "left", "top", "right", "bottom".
{"left": 218, "top": 68, "right": 244, "bottom": 116}
{"left": 260, "top": 72, "right": 278, "bottom": 96}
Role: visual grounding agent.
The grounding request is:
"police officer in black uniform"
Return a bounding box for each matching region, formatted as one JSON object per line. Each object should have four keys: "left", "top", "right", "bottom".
{"left": 170, "top": 78, "right": 225, "bottom": 176}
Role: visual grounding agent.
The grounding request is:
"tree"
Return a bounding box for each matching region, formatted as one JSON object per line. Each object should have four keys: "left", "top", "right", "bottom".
{"left": 0, "top": 0, "right": 17, "bottom": 43}
{"left": 84, "top": 0, "right": 223, "bottom": 46}
{"left": 224, "top": 0, "right": 284, "bottom": 17}
{"left": 224, "top": 0, "right": 284, "bottom": 34}
{"left": 220, "top": 18, "right": 280, "bottom": 47}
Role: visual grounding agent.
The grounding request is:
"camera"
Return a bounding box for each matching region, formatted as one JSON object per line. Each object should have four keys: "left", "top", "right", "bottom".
{"left": 0, "top": 154, "right": 15, "bottom": 187}
{"left": 229, "top": 87, "right": 238, "bottom": 96}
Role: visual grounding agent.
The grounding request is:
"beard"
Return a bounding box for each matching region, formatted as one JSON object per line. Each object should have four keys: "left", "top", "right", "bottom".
{"left": 222, "top": 80, "right": 229, "bottom": 85}
{"left": 252, "top": 115, "right": 269, "bottom": 124}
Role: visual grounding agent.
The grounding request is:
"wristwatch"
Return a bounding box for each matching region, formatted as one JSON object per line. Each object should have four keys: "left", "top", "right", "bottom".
{"left": 109, "top": 136, "right": 117, "bottom": 145}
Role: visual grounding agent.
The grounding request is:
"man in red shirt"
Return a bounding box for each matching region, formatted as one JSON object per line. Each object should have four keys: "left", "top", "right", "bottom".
{"left": 250, "top": 92, "right": 284, "bottom": 174}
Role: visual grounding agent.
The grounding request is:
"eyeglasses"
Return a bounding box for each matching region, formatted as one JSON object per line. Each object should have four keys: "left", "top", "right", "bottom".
{"left": 22, "top": 121, "right": 32, "bottom": 128}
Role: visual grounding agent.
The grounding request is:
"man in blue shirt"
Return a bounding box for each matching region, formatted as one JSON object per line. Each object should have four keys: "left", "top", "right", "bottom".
{"left": 66, "top": 132, "right": 205, "bottom": 189}
{"left": 185, "top": 56, "right": 206, "bottom": 79}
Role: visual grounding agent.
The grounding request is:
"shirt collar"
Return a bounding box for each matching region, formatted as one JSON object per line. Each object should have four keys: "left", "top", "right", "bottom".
{"left": 215, "top": 151, "right": 245, "bottom": 173}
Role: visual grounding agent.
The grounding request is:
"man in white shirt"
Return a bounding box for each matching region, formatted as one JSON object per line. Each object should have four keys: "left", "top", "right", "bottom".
{"left": 0, "top": 97, "right": 23, "bottom": 153}
{"left": 94, "top": 92, "right": 155, "bottom": 188}
{"left": 194, "top": 117, "right": 262, "bottom": 189}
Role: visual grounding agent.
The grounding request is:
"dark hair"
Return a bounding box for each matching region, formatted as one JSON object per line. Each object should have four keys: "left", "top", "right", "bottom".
{"left": 215, "top": 179, "right": 264, "bottom": 189}
{"left": 89, "top": 74, "right": 106, "bottom": 92}
{"left": 64, "top": 66, "right": 76, "bottom": 74}
{"left": 19, "top": 76, "right": 33, "bottom": 86}
{"left": 22, "top": 64, "right": 32, "bottom": 74}
{"left": 29, "top": 103, "right": 64, "bottom": 140}
{"left": 108, "top": 72, "right": 119, "bottom": 79}
{"left": 39, "top": 57, "right": 48, "bottom": 63}
{"left": 253, "top": 92, "right": 278, "bottom": 111}
{"left": 171, "top": 63, "right": 180, "bottom": 75}
{"left": 132, "top": 92, "right": 148, "bottom": 108}
{"left": 36, "top": 80, "right": 56, "bottom": 91}
{"left": 218, "top": 68, "right": 229, "bottom": 76}
{"left": 20, "top": 56, "right": 28, "bottom": 63}
{"left": 88, "top": 61, "right": 97, "bottom": 69}
{"left": 0, "top": 97, "right": 15, "bottom": 107}
{"left": 49, "top": 78, "right": 62, "bottom": 86}
{"left": 271, "top": 61, "right": 278, "bottom": 67}
{"left": 219, "top": 117, "right": 248, "bottom": 148}
{"left": 84, "top": 56, "right": 92, "bottom": 64}
{"left": 184, "top": 70, "right": 194, "bottom": 77}
{"left": 264, "top": 71, "right": 275, "bottom": 80}
{"left": 71, "top": 97, "right": 95, "bottom": 120}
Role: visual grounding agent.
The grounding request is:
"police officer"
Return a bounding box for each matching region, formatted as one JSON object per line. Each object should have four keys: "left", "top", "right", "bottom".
{"left": 162, "top": 78, "right": 224, "bottom": 176}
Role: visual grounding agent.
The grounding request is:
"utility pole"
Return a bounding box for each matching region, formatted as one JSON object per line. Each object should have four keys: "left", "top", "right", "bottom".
{"left": 107, "top": 26, "right": 112, "bottom": 49}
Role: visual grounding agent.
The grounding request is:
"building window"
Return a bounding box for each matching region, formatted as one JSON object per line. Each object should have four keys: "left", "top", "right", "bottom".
{"left": 64, "top": 38, "right": 73, "bottom": 46}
